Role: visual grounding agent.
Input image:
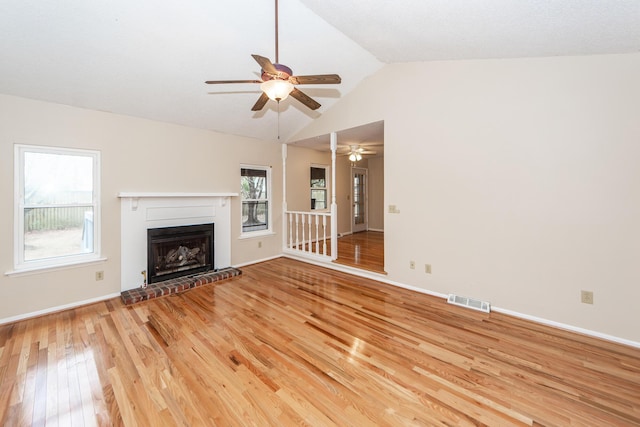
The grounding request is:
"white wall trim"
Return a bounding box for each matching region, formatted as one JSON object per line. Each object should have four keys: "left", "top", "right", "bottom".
{"left": 233, "top": 254, "right": 283, "bottom": 268}
{"left": 7, "top": 253, "right": 638, "bottom": 350}
{"left": 491, "top": 307, "right": 640, "bottom": 350}
{"left": 0, "top": 292, "right": 121, "bottom": 326}
{"left": 280, "top": 254, "right": 640, "bottom": 350}
{"left": 5, "top": 257, "right": 108, "bottom": 277}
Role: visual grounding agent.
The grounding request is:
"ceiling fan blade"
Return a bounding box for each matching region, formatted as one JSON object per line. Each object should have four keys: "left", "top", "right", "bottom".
{"left": 205, "top": 79, "right": 262, "bottom": 84}
{"left": 251, "top": 54, "right": 278, "bottom": 75}
{"left": 289, "top": 88, "right": 321, "bottom": 110}
{"left": 251, "top": 93, "right": 270, "bottom": 111}
{"left": 289, "top": 74, "right": 341, "bottom": 85}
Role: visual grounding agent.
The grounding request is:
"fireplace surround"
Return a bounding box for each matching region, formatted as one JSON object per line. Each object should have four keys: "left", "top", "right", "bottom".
{"left": 147, "top": 223, "right": 214, "bottom": 284}
{"left": 119, "top": 193, "right": 236, "bottom": 292}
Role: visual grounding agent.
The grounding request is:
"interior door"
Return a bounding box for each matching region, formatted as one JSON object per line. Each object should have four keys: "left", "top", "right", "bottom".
{"left": 352, "top": 167, "right": 368, "bottom": 233}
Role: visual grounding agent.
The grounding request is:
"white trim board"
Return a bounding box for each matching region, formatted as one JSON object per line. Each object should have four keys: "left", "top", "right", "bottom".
{"left": 280, "top": 254, "right": 640, "bottom": 350}
{"left": 0, "top": 293, "right": 121, "bottom": 326}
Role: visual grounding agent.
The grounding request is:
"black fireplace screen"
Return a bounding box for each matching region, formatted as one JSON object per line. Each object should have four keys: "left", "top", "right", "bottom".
{"left": 147, "top": 223, "right": 214, "bottom": 284}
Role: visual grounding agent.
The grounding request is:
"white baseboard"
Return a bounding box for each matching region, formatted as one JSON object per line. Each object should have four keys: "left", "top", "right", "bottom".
{"left": 280, "top": 254, "right": 640, "bottom": 350}
{"left": 233, "top": 254, "right": 282, "bottom": 269}
{"left": 7, "top": 256, "right": 639, "bottom": 350}
{"left": 367, "top": 228, "right": 384, "bottom": 233}
{"left": 491, "top": 307, "right": 640, "bottom": 349}
{"left": 0, "top": 292, "right": 121, "bottom": 326}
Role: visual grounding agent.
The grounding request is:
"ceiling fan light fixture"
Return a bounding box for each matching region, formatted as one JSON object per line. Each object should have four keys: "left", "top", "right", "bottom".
{"left": 348, "top": 152, "right": 362, "bottom": 162}
{"left": 261, "top": 79, "right": 294, "bottom": 101}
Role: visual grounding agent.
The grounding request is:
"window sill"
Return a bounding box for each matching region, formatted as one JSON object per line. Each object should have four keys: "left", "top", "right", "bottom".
{"left": 5, "top": 257, "right": 108, "bottom": 277}
{"left": 238, "top": 231, "right": 276, "bottom": 240}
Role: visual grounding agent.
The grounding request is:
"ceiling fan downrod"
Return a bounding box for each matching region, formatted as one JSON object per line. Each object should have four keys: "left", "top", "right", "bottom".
{"left": 275, "top": 0, "right": 279, "bottom": 64}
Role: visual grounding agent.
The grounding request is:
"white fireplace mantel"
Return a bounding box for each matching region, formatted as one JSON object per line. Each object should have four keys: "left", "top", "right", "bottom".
{"left": 118, "top": 192, "right": 238, "bottom": 198}
{"left": 118, "top": 192, "right": 238, "bottom": 211}
{"left": 119, "top": 192, "right": 238, "bottom": 291}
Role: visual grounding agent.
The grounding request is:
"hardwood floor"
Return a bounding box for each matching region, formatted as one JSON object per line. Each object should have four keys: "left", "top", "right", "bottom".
{"left": 335, "top": 231, "right": 385, "bottom": 273}
{"left": 1, "top": 257, "right": 639, "bottom": 426}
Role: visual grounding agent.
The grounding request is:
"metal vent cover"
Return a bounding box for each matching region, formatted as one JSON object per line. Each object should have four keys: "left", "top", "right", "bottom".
{"left": 447, "top": 294, "right": 491, "bottom": 313}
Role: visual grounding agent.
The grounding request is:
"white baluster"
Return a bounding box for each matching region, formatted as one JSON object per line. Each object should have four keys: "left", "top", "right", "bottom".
{"left": 288, "top": 213, "right": 293, "bottom": 249}
{"left": 322, "top": 215, "right": 327, "bottom": 255}
{"left": 302, "top": 214, "right": 307, "bottom": 251}
{"left": 295, "top": 213, "right": 300, "bottom": 250}
{"left": 315, "top": 214, "right": 320, "bottom": 254}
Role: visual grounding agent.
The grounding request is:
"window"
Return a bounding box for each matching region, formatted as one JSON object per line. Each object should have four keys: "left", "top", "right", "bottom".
{"left": 241, "top": 166, "right": 271, "bottom": 234}
{"left": 14, "top": 145, "right": 101, "bottom": 270}
{"left": 310, "top": 166, "right": 328, "bottom": 210}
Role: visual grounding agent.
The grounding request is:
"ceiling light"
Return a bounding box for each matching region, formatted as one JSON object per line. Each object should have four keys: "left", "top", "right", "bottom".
{"left": 348, "top": 152, "right": 362, "bottom": 162}
{"left": 260, "top": 79, "right": 294, "bottom": 102}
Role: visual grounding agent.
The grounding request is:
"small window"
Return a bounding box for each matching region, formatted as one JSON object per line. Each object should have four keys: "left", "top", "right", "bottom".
{"left": 310, "top": 166, "right": 328, "bottom": 210}
{"left": 14, "top": 144, "right": 101, "bottom": 270}
{"left": 241, "top": 166, "right": 271, "bottom": 233}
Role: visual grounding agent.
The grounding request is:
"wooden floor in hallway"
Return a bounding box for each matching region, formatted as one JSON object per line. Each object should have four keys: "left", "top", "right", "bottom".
{"left": 335, "top": 230, "right": 385, "bottom": 273}
{"left": 1, "top": 257, "right": 639, "bottom": 426}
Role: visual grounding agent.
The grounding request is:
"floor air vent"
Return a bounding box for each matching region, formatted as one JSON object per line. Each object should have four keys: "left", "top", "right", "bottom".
{"left": 447, "top": 294, "right": 491, "bottom": 313}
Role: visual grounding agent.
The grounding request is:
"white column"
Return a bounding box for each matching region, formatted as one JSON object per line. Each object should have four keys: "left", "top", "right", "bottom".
{"left": 282, "top": 143, "right": 288, "bottom": 251}
{"left": 330, "top": 132, "right": 338, "bottom": 260}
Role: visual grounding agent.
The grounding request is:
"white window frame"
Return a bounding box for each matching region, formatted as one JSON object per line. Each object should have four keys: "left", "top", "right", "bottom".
{"left": 310, "top": 164, "right": 330, "bottom": 211}
{"left": 240, "top": 164, "right": 272, "bottom": 237}
{"left": 13, "top": 144, "right": 101, "bottom": 272}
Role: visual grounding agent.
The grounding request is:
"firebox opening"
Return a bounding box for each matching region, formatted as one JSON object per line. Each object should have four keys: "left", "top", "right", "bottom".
{"left": 147, "top": 223, "right": 214, "bottom": 284}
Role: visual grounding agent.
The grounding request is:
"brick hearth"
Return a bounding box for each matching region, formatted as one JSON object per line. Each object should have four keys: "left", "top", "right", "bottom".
{"left": 120, "top": 267, "right": 241, "bottom": 305}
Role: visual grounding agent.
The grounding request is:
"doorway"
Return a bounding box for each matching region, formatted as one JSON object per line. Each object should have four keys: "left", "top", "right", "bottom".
{"left": 287, "top": 120, "right": 385, "bottom": 273}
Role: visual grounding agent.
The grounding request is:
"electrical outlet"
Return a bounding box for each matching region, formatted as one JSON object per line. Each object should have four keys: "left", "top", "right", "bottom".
{"left": 581, "top": 290, "right": 594, "bottom": 305}
{"left": 425, "top": 264, "right": 432, "bottom": 274}
{"left": 409, "top": 260, "right": 415, "bottom": 269}
{"left": 389, "top": 205, "right": 397, "bottom": 213}
{"left": 95, "top": 271, "right": 104, "bottom": 281}
{"left": 258, "top": 241, "right": 262, "bottom": 248}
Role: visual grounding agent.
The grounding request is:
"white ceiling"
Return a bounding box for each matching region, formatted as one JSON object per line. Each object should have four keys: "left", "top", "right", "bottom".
{"left": 300, "top": 0, "right": 640, "bottom": 62}
{"left": 1, "top": 1, "right": 638, "bottom": 142}
{"left": 291, "top": 120, "right": 385, "bottom": 157}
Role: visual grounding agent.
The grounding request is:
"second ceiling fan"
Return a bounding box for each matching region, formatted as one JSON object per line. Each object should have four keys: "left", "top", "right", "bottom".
{"left": 205, "top": 0, "right": 341, "bottom": 111}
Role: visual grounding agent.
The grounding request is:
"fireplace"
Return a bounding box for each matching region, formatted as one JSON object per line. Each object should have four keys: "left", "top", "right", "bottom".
{"left": 147, "top": 223, "right": 214, "bottom": 284}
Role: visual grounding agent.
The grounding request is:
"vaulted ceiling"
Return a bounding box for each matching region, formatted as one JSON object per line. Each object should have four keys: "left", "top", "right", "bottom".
{"left": 1, "top": 1, "right": 638, "bottom": 142}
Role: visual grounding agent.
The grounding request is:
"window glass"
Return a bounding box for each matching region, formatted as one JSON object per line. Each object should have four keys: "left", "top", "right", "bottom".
{"left": 310, "top": 166, "right": 327, "bottom": 210}
{"left": 16, "top": 145, "right": 100, "bottom": 269}
{"left": 241, "top": 167, "right": 270, "bottom": 233}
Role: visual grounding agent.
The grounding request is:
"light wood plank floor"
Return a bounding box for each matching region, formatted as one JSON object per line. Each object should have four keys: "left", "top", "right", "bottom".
{"left": 335, "top": 231, "right": 385, "bottom": 273}
{"left": 1, "top": 257, "right": 639, "bottom": 426}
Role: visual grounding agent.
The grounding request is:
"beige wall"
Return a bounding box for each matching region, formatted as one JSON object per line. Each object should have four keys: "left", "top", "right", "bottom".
{"left": 285, "top": 145, "right": 331, "bottom": 212}
{"left": 335, "top": 155, "right": 353, "bottom": 235}
{"left": 367, "top": 155, "right": 384, "bottom": 231}
{"left": 335, "top": 154, "right": 384, "bottom": 235}
{"left": 291, "top": 53, "right": 640, "bottom": 343}
{"left": 0, "top": 94, "right": 282, "bottom": 321}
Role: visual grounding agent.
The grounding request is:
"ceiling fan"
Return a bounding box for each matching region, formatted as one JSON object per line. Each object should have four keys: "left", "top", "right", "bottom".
{"left": 339, "top": 145, "right": 378, "bottom": 162}
{"left": 205, "top": 0, "right": 341, "bottom": 111}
